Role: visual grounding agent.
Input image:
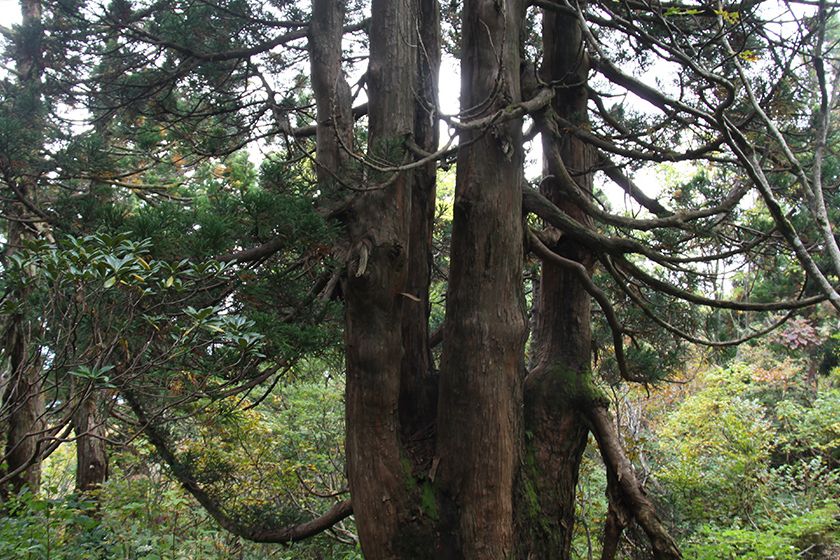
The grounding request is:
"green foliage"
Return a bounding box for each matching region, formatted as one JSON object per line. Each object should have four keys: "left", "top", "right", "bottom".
{"left": 776, "top": 390, "right": 840, "bottom": 462}
{"left": 4, "top": 232, "right": 268, "bottom": 379}
{"left": 635, "top": 335, "right": 840, "bottom": 558}
{"left": 0, "top": 492, "right": 107, "bottom": 560}
{"left": 0, "top": 472, "right": 316, "bottom": 559}
{"left": 654, "top": 365, "right": 776, "bottom": 524}
{"left": 2, "top": 2, "right": 838, "bottom": 558}
{"left": 172, "top": 370, "right": 349, "bottom": 527}
{"left": 684, "top": 525, "right": 799, "bottom": 560}
{"left": 683, "top": 504, "right": 839, "bottom": 560}
{"left": 0, "top": 374, "right": 358, "bottom": 560}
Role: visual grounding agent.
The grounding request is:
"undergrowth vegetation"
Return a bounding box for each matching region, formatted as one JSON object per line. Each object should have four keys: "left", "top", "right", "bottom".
{"left": 2, "top": 327, "right": 836, "bottom": 559}
{"left": 0, "top": 378, "right": 360, "bottom": 560}
{"left": 570, "top": 324, "right": 840, "bottom": 559}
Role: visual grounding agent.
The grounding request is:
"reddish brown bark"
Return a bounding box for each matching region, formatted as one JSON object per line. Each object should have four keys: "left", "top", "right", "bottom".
{"left": 434, "top": 1, "right": 527, "bottom": 557}
{"left": 340, "top": 0, "right": 426, "bottom": 557}
{"left": 399, "top": 0, "right": 440, "bottom": 446}
{"left": 1, "top": 291, "right": 45, "bottom": 497}
{"left": 526, "top": 10, "right": 681, "bottom": 560}
{"left": 305, "top": 3, "right": 681, "bottom": 558}
{"left": 1, "top": 0, "right": 45, "bottom": 500}
{"left": 73, "top": 390, "right": 109, "bottom": 493}
{"left": 519, "top": 7, "right": 596, "bottom": 558}
{"left": 309, "top": 0, "right": 353, "bottom": 190}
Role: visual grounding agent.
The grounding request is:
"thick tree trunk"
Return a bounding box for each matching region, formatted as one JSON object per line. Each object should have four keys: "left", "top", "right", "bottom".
{"left": 340, "top": 1, "right": 430, "bottom": 557}
{"left": 312, "top": 3, "right": 678, "bottom": 559}
{"left": 1, "top": 0, "right": 45, "bottom": 500}
{"left": 520, "top": 8, "right": 595, "bottom": 558}
{"left": 435, "top": 1, "right": 526, "bottom": 557}
{"left": 73, "top": 390, "right": 109, "bottom": 493}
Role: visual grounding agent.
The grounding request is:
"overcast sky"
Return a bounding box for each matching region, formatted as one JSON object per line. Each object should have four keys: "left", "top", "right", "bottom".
{"left": 0, "top": 1, "right": 20, "bottom": 26}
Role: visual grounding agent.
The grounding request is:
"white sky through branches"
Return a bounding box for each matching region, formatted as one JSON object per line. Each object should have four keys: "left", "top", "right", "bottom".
{"left": 0, "top": 2, "right": 814, "bottom": 231}
{"left": 0, "top": 1, "right": 20, "bottom": 26}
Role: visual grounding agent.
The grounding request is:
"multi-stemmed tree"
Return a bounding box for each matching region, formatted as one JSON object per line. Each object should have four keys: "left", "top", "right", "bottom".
{"left": 1, "top": 0, "right": 837, "bottom": 558}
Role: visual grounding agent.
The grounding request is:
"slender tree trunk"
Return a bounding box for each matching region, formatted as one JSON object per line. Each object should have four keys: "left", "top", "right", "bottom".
{"left": 1, "top": 279, "right": 45, "bottom": 497}
{"left": 309, "top": 0, "right": 353, "bottom": 191}
{"left": 73, "top": 390, "right": 109, "bottom": 493}
{"left": 399, "top": 0, "right": 440, "bottom": 448}
{"left": 435, "top": 1, "right": 526, "bottom": 557}
{"left": 588, "top": 407, "right": 681, "bottom": 559}
{"left": 1, "top": 0, "right": 45, "bottom": 500}
{"left": 600, "top": 455, "right": 631, "bottom": 560}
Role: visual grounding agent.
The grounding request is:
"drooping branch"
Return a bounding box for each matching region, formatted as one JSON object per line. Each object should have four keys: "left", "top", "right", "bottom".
{"left": 115, "top": 16, "right": 369, "bottom": 64}
{"left": 538, "top": 117, "right": 749, "bottom": 233}
{"left": 523, "top": 185, "right": 652, "bottom": 257}
{"left": 596, "top": 154, "right": 672, "bottom": 217}
{"left": 809, "top": 0, "right": 840, "bottom": 279}
{"left": 554, "top": 113, "right": 729, "bottom": 163}
{"left": 447, "top": 86, "right": 555, "bottom": 130}
{"left": 717, "top": 6, "right": 840, "bottom": 284}
{"left": 290, "top": 103, "right": 368, "bottom": 139}
{"left": 587, "top": 405, "right": 681, "bottom": 560}
{"left": 124, "top": 391, "right": 352, "bottom": 543}
{"left": 613, "top": 255, "right": 826, "bottom": 312}
{"left": 720, "top": 120, "right": 840, "bottom": 311}
{"left": 528, "top": 229, "right": 641, "bottom": 383}
{"left": 523, "top": 183, "right": 829, "bottom": 312}
{"left": 602, "top": 255, "right": 804, "bottom": 347}
{"left": 329, "top": 86, "right": 550, "bottom": 176}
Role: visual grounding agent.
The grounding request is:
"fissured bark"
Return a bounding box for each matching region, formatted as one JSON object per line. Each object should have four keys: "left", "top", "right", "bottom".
{"left": 308, "top": 0, "right": 353, "bottom": 190}
{"left": 2, "top": 272, "right": 45, "bottom": 497}
{"left": 1, "top": 0, "right": 46, "bottom": 501}
{"left": 399, "top": 0, "right": 440, "bottom": 448}
{"left": 435, "top": 0, "right": 527, "bottom": 557}
{"left": 520, "top": 7, "right": 595, "bottom": 558}
{"left": 73, "top": 391, "right": 109, "bottom": 494}
{"left": 340, "top": 0, "right": 429, "bottom": 557}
